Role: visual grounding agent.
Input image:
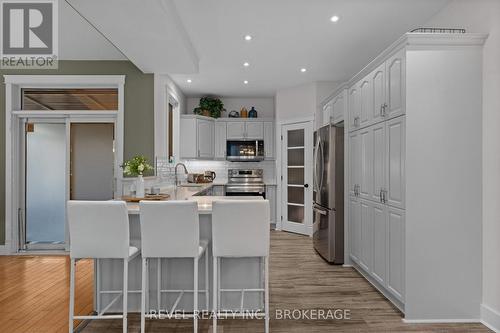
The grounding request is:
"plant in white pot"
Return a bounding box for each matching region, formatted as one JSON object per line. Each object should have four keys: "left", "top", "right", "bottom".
{"left": 121, "top": 155, "right": 153, "bottom": 198}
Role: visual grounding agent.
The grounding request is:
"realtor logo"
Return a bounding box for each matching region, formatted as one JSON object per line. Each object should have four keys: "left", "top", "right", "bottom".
{"left": 1, "top": 0, "right": 58, "bottom": 68}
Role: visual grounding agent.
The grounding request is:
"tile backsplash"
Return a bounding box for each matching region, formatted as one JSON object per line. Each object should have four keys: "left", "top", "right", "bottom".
{"left": 181, "top": 160, "right": 276, "bottom": 184}
{"left": 122, "top": 159, "right": 277, "bottom": 195}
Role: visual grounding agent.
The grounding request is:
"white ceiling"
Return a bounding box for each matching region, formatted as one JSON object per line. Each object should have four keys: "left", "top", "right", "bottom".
{"left": 170, "top": 0, "right": 450, "bottom": 97}
{"left": 59, "top": 0, "right": 125, "bottom": 60}
{"left": 66, "top": 0, "right": 199, "bottom": 73}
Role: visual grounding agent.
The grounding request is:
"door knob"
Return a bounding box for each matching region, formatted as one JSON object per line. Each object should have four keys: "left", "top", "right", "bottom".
{"left": 304, "top": 184, "right": 309, "bottom": 188}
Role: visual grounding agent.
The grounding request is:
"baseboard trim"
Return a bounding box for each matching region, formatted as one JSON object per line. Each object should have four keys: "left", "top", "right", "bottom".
{"left": 403, "top": 318, "right": 480, "bottom": 324}
{"left": 0, "top": 245, "right": 11, "bottom": 255}
{"left": 342, "top": 264, "right": 353, "bottom": 268}
{"left": 481, "top": 304, "right": 500, "bottom": 333}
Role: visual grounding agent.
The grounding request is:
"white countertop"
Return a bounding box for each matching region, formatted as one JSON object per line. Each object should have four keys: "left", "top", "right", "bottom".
{"left": 126, "top": 183, "right": 263, "bottom": 215}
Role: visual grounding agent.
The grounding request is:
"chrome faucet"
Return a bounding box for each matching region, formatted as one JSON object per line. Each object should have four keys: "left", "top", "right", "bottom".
{"left": 174, "top": 163, "right": 188, "bottom": 186}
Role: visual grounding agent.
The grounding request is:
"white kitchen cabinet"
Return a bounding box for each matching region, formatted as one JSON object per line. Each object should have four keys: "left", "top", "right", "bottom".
{"left": 359, "top": 199, "right": 373, "bottom": 273}
{"left": 197, "top": 119, "right": 215, "bottom": 159}
{"left": 371, "top": 201, "right": 387, "bottom": 286}
{"left": 246, "top": 122, "right": 264, "bottom": 139}
{"left": 266, "top": 185, "right": 277, "bottom": 224}
{"left": 387, "top": 206, "right": 405, "bottom": 302}
{"left": 214, "top": 121, "right": 227, "bottom": 159}
{"left": 349, "top": 195, "right": 361, "bottom": 263}
{"left": 359, "top": 76, "right": 373, "bottom": 128}
{"left": 332, "top": 91, "right": 345, "bottom": 124}
{"left": 263, "top": 121, "right": 275, "bottom": 159}
{"left": 348, "top": 86, "right": 360, "bottom": 131}
{"left": 322, "top": 101, "right": 333, "bottom": 126}
{"left": 385, "top": 49, "right": 405, "bottom": 119}
{"left": 371, "top": 122, "right": 386, "bottom": 203}
{"left": 359, "top": 126, "right": 373, "bottom": 201}
{"left": 349, "top": 131, "right": 360, "bottom": 197}
{"left": 180, "top": 116, "right": 214, "bottom": 159}
{"left": 226, "top": 121, "right": 263, "bottom": 140}
{"left": 385, "top": 116, "right": 405, "bottom": 209}
{"left": 371, "top": 63, "right": 386, "bottom": 124}
{"left": 226, "top": 121, "right": 246, "bottom": 139}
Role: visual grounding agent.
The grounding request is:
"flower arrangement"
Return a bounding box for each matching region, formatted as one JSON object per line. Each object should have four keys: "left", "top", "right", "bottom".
{"left": 121, "top": 155, "right": 153, "bottom": 177}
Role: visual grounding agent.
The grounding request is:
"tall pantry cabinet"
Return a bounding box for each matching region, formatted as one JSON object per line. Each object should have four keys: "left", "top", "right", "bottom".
{"left": 346, "top": 33, "right": 486, "bottom": 320}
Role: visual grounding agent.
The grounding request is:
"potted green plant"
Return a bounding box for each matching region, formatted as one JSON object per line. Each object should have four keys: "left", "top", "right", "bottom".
{"left": 193, "top": 96, "right": 225, "bottom": 118}
{"left": 121, "top": 155, "right": 153, "bottom": 198}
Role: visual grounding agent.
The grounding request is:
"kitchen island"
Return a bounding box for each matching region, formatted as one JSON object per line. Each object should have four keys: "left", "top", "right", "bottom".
{"left": 96, "top": 183, "right": 265, "bottom": 313}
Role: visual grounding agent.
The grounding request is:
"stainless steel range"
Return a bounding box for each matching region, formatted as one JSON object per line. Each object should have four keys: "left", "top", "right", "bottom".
{"left": 225, "top": 168, "right": 265, "bottom": 197}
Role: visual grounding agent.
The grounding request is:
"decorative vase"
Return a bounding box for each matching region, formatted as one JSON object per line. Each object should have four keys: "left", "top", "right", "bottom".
{"left": 249, "top": 107, "right": 258, "bottom": 118}
{"left": 136, "top": 175, "right": 145, "bottom": 198}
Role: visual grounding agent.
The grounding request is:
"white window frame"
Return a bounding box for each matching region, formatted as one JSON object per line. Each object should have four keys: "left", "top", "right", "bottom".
{"left": 3, "top": 75, "right": 125, "bottom": 254}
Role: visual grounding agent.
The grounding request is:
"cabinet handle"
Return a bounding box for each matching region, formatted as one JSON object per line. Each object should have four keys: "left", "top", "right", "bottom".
{"left": 379, "top": 189, "right": 383, "bottom": 202}
{"left": 380, "top": 105, "right": 384, "bottom": 117}
{"left": 198, "top": 149, "right": 200, "bottom": 157}
{"left": 382, "top": 103, "right": 388, "bottom": 117}
{"left": 382, "top": 189, "right": 387, "bottom": 203}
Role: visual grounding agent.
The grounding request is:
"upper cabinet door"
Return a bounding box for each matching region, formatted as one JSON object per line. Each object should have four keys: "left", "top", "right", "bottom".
{"left": 245, "top": 122, "right": 264, "bottom": 139}
{"left": 359, "top": 126, "right": 373, "bottom": 201}
{"left": 349, "top": 86, "right": 360, "bottom": 131}
{"left": 371, "top": 63, "right": 386, "bottom": 124}
{"left": 226, "top": 121, "right": 245, "bottom": 139}
{"left": 385, "top": 116, "right": 405, "bottom": 209}
{"left": 359, "top": 77, "right": 373, "bottom": 128}
{"left": 349, "top": 131, "right": 361, "bottom": 197}
{"left": 263, "top": 122, "right": 275, "bottom": 159}
{"left": 332, "top": 93, "right": 345, "bottom": 124}
{"left": 214, "top": 121, "right": 227, "bottom": 159}
{"left": 322, "top": 101, "right": 333, "bottom": 126}
{"left": 197, "top": 119, "right": 214, "bottom": 159}
{"left": 371, "top": 122, "right": 386, "bottom": 203}
{"left": 385, "top": 49, "right": 405, "bottom": 119}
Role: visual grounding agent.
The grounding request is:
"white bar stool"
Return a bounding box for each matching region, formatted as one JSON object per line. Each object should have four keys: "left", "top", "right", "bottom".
{"left": 67, "top": 201, "right": 140, "bottom": 333}
{"left": 139, "top": 200, "right": 209, "bottom": 333}
{"left": 211, "top": 199, "right": 270, "bottom": 333}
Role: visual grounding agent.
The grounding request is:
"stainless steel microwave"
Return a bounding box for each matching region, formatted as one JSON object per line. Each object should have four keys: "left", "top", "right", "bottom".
{"left": 226, "top": 140, "right": 264, "bottom": 161}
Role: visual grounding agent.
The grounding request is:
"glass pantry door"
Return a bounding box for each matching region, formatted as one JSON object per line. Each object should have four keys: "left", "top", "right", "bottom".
{"left": 281, "top": 121, "right": 313, "bottom": 235}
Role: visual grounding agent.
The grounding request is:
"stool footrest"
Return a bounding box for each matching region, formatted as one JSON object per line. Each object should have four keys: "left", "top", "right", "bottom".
{"left": 74, "top": 314, "right": 124, "bottom": 320}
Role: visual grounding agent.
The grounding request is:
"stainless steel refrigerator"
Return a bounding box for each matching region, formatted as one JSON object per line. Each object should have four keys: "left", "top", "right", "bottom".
{"left": 312, "top": 123, "right": 344, "bottom": 264}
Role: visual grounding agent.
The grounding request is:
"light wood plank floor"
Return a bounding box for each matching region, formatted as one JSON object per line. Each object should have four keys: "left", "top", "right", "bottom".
{"left": 0, "top": 255, "right": 93, "bottom": 333}
{"left": 0, "top": 232, "right": 491, "bottom": 332}
{"left": 82, "top": 231, "right": 490, "bottom": 332}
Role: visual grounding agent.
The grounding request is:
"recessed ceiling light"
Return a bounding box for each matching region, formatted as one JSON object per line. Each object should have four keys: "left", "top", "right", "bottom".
{"left": 300, "top": 68, "right": 307, "bottom": 73}
{"left": 244, "top": 80, "right": 249, "bottom": 84}
{"left": 187, "top": 79, "right": 192, "bottom": 83}
{"left": 244, "top": 35, "right": 252, "bottom": 41}
{"left": 243, "top": 62, "right": 250, "bottom": 67}
{"left": 330, "top": 15, "right": 339, "bottom": 22}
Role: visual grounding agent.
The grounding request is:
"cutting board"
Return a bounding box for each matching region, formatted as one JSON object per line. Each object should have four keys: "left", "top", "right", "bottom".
{"left": 121, "top": 194, "right": 170, "bottom": 202}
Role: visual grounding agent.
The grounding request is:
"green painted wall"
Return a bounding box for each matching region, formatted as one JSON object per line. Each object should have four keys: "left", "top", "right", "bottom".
{"left": 0, "top": 61, "right": 154, "bottom": 245}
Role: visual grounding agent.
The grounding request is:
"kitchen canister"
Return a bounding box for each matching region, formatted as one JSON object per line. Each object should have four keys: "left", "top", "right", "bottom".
{"left": 240, "top": 107, "right": 248, "bottom": 118}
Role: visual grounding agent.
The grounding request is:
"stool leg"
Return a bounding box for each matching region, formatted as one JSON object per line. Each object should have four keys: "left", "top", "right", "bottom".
{"left": 123, "top": 258, "right": 128, "bottom": 333}
{"left": 194, "top": 257, "right": 198, "bottom": 333}
{"left": 264, "top": 256, "right": 269, "bottom": 333}
{"left": 212, "top": 256, "right": 217, "bottom": 333}
{"left": 141, "top": 258, "right": 147, "bottom": 333}
{"left": 96, "top": 258, "right": 100, "bottom": 314}
{"left": 217, "top": 257, "right": 221, "bottom": 310}
{"left": 157, "top": 258, "right": 161, "bottom": 311}
{"left": 69, "top": 258, "right": 75, "bottom": 333}
{"left": 205, "top": 250, "right": 209, "bottom": 310}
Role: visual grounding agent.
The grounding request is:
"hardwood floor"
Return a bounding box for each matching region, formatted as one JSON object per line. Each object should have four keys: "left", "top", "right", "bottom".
{"left": 0, "top": 233, "right": 491, "bottom": 332}
{"left": 0, "top": 255, "right": 93, "bottom": 333}
{"left": 82, "top": 231, "right": 490, "bottom": 333}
